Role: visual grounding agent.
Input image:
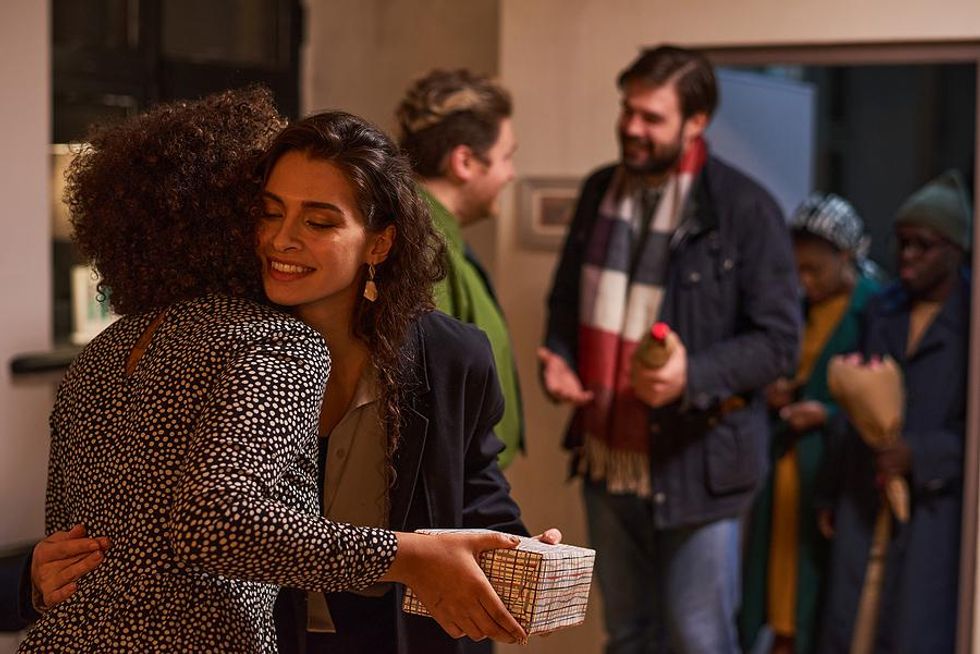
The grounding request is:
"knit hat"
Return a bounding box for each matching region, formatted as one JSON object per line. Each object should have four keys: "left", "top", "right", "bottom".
{"left": 894, "top": 170, "right": 972, "bottom": 251}
{"left": 790, "top": 192, "right": 868, "bottom": 255}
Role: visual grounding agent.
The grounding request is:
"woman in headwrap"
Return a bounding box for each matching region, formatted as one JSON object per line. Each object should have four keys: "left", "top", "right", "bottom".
{"left": 740, "top": 193, "right": 882, "bottom": 654}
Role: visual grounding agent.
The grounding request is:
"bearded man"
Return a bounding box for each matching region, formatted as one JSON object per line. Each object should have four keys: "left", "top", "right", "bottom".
{"left": 540, "top": 45, "right": 800, "bottom": 653}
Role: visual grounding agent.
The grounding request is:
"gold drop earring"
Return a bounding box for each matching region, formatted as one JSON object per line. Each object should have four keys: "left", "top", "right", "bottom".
{"left": 363, "top": 263, "right": 378, "bottom": 302}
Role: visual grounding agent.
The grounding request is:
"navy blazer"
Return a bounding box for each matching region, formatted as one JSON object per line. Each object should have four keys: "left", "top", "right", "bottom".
{"left": 275, "top": 311, "right": 527, "bottom": 654}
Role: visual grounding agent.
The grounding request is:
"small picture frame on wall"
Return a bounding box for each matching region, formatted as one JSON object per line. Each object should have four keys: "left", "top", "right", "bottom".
{"left": 517, "top": 176, "right": 581, "bottom": 250}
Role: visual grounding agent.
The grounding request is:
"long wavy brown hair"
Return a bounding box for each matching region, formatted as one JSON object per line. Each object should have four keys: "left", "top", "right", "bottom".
{"left": 255, "top": 111, "right": 447, "bottom": 465}
{"left": 67, "top": 87, "right": 286, "bottom": 315}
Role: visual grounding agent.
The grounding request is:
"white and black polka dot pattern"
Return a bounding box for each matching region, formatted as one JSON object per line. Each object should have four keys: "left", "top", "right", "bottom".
{"left": 18, "top": 295, "right": 397, "bottom": 653}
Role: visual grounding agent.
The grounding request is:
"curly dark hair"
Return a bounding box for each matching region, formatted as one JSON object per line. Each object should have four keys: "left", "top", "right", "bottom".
{"left": 396, "top": 68, "right": 511, "bottom": 178}
{"left": 256, "top": 111, "right": 447, "bottom": 468}
{"left": 67, "top": 87, "right": 287, "bottom": 315}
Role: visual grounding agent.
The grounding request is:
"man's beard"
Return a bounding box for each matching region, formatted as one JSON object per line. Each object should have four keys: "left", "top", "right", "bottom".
{"left": 619, "top": 132, "right": 684, "bottom": 176}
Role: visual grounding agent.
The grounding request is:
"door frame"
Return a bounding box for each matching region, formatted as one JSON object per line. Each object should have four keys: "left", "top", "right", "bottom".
{"left": 698, "top": 40, "right": 980, "bottom": 654}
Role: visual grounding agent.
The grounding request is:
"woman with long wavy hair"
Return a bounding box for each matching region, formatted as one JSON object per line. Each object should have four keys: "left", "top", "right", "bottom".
{"left": 256, "top": 112, "right": 557, "bottom": 654}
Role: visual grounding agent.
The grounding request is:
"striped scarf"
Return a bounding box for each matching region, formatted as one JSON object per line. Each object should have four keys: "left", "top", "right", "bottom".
{"left": 576, "top": 138, "right": 707, "bottom": 496}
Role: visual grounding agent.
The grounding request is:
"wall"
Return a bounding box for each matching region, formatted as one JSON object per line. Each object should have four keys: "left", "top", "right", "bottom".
{"left": 2, "top": 1, "right": 973, "bottom": 651}
{"left": 302, "top": 0, "right": 501, "bottom": 265}
{"left": 302, "top": 0, "right": 499, "bottom": 130}
{"left": 0, "top": 1, "right": 50, "bottom": 650}
{"left": 305, "top": 2, "right": 980, "bottom": 652}
{"left": 496, "top": 2, "right": 980, "bottom": 653}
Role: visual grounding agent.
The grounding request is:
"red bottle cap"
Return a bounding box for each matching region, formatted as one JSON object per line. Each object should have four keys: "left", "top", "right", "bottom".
{"left": 651, "top": 322, "right": 670, "bottom": 342}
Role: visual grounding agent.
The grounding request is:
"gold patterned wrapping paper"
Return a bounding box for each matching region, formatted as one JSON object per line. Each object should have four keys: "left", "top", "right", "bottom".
{"left": 401, "top": 529, "right": 595, "bottom": 635}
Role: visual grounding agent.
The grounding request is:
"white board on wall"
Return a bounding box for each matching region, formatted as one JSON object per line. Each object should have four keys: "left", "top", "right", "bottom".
{"left": 706, "top": 68, "right": 816, "bottom": 217}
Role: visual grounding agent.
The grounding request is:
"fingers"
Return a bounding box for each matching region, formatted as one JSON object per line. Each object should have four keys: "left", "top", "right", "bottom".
{"left": 428, "top": 585, "right": 520, "bottom": 644}
{"left": 478, "top": 587, "right": 527, "bottom": 644}
{"left": 540, "top": 354, "right": 593, "bottom": 406}
{"left": 431, "top": 614, "right": 465, "bottom": 640}
{"left": 532, "top": 528, "right": 563, "bottom": 545}
{"left": 466, "top": 598, "right": 512, "bottom": 643}
{"left": 45, "top": 524, "right": 86, "bottom": 544}
{"left": 457, "top": 615, "right": 490, "bottom": 642}
{"left": 36, "top": 537, "right": 102, "bottom": 564}
{"left": 453, "top": 533, "right": 526, "bottom": 643}
{"left": 401, "top": 531, "right": 527, "bottom": 644}
{"left": 32, "top": 526, "right": 110, "bottom": 610}
{"left": 473, "top": 532, "right": 521, "bottom": 553}
{"left": 43, "top": 581, "right": 78, "bottom": 608}
{"left": 51, "top": 549, "right": 103, "bottom": 589}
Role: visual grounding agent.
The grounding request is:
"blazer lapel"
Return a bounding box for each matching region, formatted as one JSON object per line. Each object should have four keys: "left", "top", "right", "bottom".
{"left": 875, "top": 292, "right": 910, "bottom": 366}
{"left": 389, "top": 320, "right": 431, "bottom": 532}
{"left": 907, "top": 273, "right": 969, "bottom": 362}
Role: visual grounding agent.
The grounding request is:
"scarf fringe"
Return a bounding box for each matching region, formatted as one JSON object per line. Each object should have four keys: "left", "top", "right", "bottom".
{"left": 578, "top": 435, "right": 651, "bottom": 498}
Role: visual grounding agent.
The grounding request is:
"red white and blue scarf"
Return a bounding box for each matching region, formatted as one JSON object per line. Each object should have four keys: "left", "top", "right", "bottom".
{"left": 576, "top": 138, "right": 707, "bottom": 496}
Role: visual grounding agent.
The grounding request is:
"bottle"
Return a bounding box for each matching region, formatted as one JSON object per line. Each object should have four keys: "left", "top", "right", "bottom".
{"left": 635, "top": 322, "right": 679, "bottom": 369}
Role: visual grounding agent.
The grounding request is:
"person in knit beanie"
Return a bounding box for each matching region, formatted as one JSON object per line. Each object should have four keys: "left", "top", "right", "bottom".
{"left": 894, "top": 169, "right": 972, "bottom": 252}
{"left": 893, "top": 170, "right": 971, "bottom": 301}
{"left": 818, "top": 171, "right": 971, "bottom": 653}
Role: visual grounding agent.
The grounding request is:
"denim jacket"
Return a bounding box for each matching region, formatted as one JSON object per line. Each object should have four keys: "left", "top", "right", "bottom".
{"left": 544, "top": 157, "right": 800, "bottom": 528}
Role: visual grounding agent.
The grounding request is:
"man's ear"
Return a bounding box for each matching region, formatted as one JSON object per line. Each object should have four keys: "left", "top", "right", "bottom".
{"left": 682, "top": 111, "right": 709, "bottom": 143}
{"left": 444, "top": 144, "right": 479, "bottom": 183}
{"left": 369, "top": 225, "right": 396, "bottom": 264}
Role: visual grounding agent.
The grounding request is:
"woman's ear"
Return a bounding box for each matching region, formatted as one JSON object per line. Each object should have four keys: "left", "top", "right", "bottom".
{"left": 369, "top": 225, "right": 396, "bottom": 264}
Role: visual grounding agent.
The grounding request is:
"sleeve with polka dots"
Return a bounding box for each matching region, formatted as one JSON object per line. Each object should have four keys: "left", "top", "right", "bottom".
{"left": 167, "top": 324, "right": 398, "bottom": 592}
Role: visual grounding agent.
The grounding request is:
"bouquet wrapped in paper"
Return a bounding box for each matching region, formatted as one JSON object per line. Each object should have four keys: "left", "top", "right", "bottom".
{"left": 826, "top": 354, "right": 909, "bottom": 522}
{"left": 401, "top": 529, "right": 595, "bottom": 636}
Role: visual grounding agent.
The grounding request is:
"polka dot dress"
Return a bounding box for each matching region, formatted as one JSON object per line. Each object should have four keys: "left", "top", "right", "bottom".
{"left": 18, "top": 295, "right": 398, "bottom": 653}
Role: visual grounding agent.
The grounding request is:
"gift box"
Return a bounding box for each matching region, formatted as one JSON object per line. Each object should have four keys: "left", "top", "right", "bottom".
{"left": 401, "top": 528, "right": 595, "bottom": 635}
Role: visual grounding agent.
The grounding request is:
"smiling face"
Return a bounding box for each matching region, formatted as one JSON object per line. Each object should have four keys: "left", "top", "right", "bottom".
{"left": 256, "top": 150, "right": 387, "bottom": 324}
{"left": 617, "top": 80, "right": 706, "bottom": 177}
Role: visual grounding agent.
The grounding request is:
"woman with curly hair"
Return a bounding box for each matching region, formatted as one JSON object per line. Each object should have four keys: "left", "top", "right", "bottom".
{"left": 18, "top": 89, "right": 528, "bottom": 653}
{"left": 257, "top": 111, "right": 558, "bottom": 654}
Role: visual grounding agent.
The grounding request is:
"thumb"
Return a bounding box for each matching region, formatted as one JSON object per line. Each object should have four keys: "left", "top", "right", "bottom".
{"left": 474, "top": 532, "right": 522, "bottom": 554}
{"left": 536, "top": 347, "right": 554, "bottom": 364}
{"left": 537, "top": 528, "right": 563, "bottom": 545}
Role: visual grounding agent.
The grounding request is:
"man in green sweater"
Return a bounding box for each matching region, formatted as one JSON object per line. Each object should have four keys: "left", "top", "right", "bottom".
{"left": 395, "top": 68, "right": 523, "bottom": 468}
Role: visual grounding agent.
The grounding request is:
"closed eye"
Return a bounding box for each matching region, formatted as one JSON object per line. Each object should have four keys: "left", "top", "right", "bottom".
{"left": 306, "top": 220, "right": 335, "bottom": 230}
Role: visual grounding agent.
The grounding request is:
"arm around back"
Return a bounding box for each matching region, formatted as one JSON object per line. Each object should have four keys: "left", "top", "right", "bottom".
{"left": 168, "top": 324, "right": 398, "bottom": 592}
